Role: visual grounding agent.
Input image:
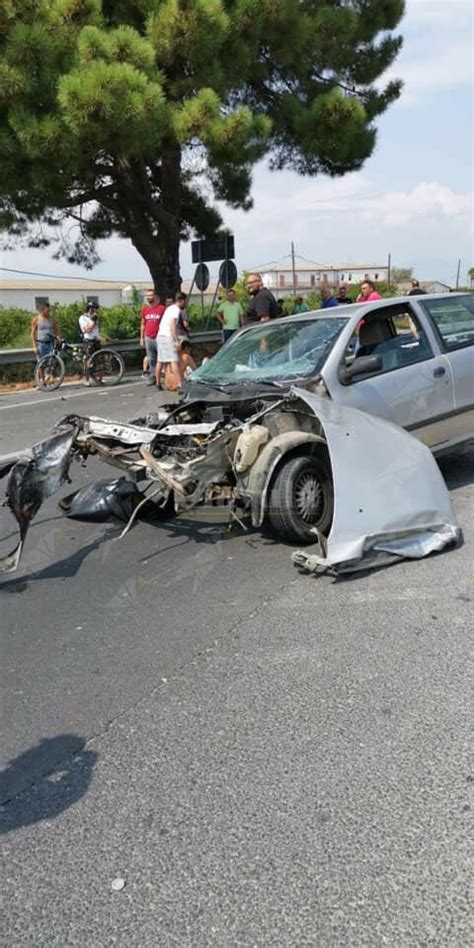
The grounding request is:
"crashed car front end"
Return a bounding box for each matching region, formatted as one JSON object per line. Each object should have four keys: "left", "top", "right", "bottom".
{"left": 0, "top": 388, "right": 460, "bottom": 574}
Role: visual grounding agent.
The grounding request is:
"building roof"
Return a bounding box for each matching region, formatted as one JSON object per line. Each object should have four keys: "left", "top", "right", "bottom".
{"left": 0, "top": 279, "right": 127, "bottom": 290}
{"left": 253, "top": 262, "right": 387, "bottom": 273}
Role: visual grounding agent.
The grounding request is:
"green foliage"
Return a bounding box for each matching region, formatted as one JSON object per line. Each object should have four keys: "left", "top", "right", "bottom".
{"left": 391, "top": 267, "right": 413, "bottom": 282}
{"left": 0, "top": 1, "right": 404, "bottom": 294}
{"left": 0, "top": 301, "right": 142, "bottom": 348}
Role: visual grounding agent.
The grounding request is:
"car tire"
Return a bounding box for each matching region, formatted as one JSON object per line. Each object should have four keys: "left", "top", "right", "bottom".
{"left": 267, "top": 454, "right": 333, "bottom": 544}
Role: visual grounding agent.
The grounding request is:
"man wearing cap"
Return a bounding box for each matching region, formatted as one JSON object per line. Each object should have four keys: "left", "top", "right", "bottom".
{"left": 79, "top": 302, "right": 102, "bottom": 385}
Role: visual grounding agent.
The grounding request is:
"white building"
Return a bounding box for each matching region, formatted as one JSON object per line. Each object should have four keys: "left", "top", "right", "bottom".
{"left": 0, "top": 279, "right": 125, "bottom": 311}
{"left": 0, "top": 278, "right": 216, "bottom": 312}
{"left": 255, "top": 262, "right": 389, "bottom": 293}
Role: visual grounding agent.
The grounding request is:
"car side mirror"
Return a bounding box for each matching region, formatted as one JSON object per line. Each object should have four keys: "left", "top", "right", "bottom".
{"left": 338, "top": 353, "right": 383, "bottom": 384}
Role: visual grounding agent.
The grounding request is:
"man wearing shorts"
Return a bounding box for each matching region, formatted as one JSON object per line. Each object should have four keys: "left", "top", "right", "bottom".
{"left": 155, "top": 293, "right": 186, "bottom": 389}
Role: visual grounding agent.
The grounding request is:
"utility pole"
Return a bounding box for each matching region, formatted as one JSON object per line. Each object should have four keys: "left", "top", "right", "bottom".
{"left": 387, "top": 252, "right": 391, "bottom": 289}
{"left": 455, "top": 258, "right": 461, "bottom": 289}
{"left": 291, "top": 241, "right": 297, "bottom": 298}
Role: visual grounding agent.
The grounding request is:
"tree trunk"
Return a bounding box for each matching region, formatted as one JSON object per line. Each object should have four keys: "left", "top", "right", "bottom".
{"left": 141, "top": 226, "right": 181, "bottom": 302}
{"left": 116, "top": 146, "right": 183, "bottom": 301}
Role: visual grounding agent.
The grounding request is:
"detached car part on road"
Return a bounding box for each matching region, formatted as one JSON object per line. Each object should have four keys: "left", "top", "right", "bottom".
{"left": 1, "top": 294, "right": 472, "bottom": 574}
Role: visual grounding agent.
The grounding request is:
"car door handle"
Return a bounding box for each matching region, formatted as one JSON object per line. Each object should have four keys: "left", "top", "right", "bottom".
{"left": 433, "top": 366, "right": 446, "bottom": 378}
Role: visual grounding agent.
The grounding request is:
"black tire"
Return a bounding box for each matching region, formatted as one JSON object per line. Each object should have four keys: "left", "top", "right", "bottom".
{"left": 88, "top": 348, "right": 124, "bottom": 386}
{"left": 34, "top": 353, "right": 65, "bottom": 391}
{"left": 267, "top": 454, "right": 333, "bottom": 544}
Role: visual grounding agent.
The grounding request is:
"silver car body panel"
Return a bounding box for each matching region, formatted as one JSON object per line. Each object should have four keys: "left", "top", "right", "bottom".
{"left": 290, "top": 388, "right": 460, "bottom": 573}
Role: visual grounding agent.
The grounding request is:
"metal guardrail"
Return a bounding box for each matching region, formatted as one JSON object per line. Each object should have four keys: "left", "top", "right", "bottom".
{"left": 0, "top": 331, "right": 221, "bottom": 366}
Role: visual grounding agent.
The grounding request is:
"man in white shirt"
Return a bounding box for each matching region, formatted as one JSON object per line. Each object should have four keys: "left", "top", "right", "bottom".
{"left": 79, "top": 302, "right": 101, "bottom": 384}
{"left": 155, "top": 293, "right": 186, "bottom": 389}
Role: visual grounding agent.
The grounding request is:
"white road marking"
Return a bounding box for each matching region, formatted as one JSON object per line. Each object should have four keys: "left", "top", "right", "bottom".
{"left": 0, "top": 378, "right": 145, "bottom": 411}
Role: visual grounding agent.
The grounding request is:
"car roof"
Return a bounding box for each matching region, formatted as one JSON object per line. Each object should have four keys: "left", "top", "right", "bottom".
{"left": 252, "top": 292, "right": 471, "bottom": 328}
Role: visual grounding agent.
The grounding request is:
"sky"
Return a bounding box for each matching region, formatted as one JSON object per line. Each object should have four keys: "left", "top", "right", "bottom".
{"left": 1, "top": 0, "right": 473, "bottom": 287}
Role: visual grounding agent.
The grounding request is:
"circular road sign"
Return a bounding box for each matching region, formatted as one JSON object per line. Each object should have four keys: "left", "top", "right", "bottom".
{"left": 195, "top": 263, "right": 210, "bottom": 292}
{"left": 219, "top": 259, "right": 238, "bottom": 290}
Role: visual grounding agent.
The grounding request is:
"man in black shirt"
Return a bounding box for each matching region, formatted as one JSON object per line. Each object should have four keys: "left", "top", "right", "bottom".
{"left": 336, "top": 283, "right": 353, "bottom": 304}
{"left": 408, "top": 279, "right": 426, "bottom": 296}
{"left": 244, "top": 273, "right": 278, "bottom": 324}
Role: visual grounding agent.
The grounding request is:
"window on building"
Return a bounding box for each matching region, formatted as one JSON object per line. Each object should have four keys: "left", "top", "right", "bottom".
{"left": 375, "top": 273, "right": 379, "bottom": 281}
{"left": 279, "top": 274, "right": 285, "bottom": 287}
{"left": 348, "top": 275, "right": 352, "bottom": 281}
{"left": 310, "top": 274, "right": 316, "bottom": 287}
{"left": 364, "top": 273, "right": 369, "bottom": 279}
{"left": 86, "top": 295, "right": 99, "bottom": 306}
{"left": 340, "top": 274, "right": 344, "bottom": 282}
{"left": 35, "top": 296, "right": 50, "bottom": 310}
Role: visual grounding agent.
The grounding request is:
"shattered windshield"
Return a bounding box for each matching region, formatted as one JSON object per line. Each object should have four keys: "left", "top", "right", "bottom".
{"left": 192, "top": 316, "right": 350, "bottom": 384}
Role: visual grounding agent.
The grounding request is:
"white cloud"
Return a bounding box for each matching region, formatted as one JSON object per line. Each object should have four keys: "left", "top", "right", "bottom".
{"left": 382, "top": 0, "right": 474, "bottom": 105}
{"left": 222, "top": 169, "right": 473, "bottom": 279}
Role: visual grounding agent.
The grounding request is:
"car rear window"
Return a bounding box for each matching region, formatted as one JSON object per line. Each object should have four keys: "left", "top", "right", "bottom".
{"left": 420, "top": 296, "right": 474, "bottom": 351}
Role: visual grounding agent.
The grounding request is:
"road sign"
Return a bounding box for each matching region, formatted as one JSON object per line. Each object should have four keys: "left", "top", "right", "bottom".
{"left": 218, "top": 259, "right": 238, "bottom": 289}
{"left": 191, "top": 235, "right": 235, "bottom": 264}
{"left": 194, "top": 263, "right": 210, "bottom": 292}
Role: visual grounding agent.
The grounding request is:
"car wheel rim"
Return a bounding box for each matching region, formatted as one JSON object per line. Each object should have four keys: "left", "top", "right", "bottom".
{"left": 294, "top": 471, "right": 324, "bottom": 524}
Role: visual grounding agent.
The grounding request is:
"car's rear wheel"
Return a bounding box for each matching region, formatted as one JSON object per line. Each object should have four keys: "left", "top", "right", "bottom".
{"left": 267, "top": 454, "right": 333, "bottom": 544}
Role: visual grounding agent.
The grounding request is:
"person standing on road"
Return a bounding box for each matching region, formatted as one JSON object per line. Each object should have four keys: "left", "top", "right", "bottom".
{"left": 216, "top": 288, "right": 244, "bottom": 341}
{"left": 292, "top": 296, "right": 309, "bottom": 314}
{"left": 140, "top": 289, "right": 165, "bottom": 386}
{"left": 31, "top": 303, "right": 60, "bottom": 388}
{"left": 408, "top": 279, "right": 426, "bottom": 296}
{"left": 176, "top": 292, "right": 190, "bottom": 340}
{"left": 336, "top": 284, "right": 353, "bottom": 304}
{"left": 243, "top": 273, "right": 278, "bottom": 324}
{"left": 356, "top": 280, "right": 383, "bottom": 302}
{"left": 319, "top": 286, "right": 338, "bottom": 308}
{"left": 31, "top": 303, "right": 59, "bottom": 359}
{"left": 79, "top": 302, "right": 101, "bottom": 385}
{"left": 155, "top": 293, "right": 186, "bottom": 389}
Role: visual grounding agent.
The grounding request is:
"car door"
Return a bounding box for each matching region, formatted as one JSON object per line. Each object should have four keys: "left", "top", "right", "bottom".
{"left": 413, "top": 295, "right": 474, "bottom": 445}
{"left": 322, "top": 302, "right": 456, "bottom": 448}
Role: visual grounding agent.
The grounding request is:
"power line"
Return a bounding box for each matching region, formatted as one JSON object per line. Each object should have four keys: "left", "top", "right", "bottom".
{"left": 0, "top": 266, "right": 131, "bottom": 283}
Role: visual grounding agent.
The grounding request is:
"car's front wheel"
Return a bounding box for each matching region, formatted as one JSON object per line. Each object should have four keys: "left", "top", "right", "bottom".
{"left": 267, "top": 454, "right": 333, "bottom": 544}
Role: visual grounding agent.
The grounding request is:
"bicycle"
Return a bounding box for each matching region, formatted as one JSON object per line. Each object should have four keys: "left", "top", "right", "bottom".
{"left": 34, "top": 339, "right": 125, "bottom": 392}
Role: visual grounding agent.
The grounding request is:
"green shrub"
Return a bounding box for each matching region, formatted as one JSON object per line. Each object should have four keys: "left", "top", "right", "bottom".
{"left": 0, "top": 307, "right": 33, "bottom": 347}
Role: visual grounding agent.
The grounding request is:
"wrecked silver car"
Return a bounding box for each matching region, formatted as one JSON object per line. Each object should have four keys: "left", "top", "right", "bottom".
{"left": 2, "top": 294, "right": 470, "bottom": 573}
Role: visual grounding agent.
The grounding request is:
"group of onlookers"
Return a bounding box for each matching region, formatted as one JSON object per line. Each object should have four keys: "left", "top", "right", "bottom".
{"left": 140, "top": 289, "right": 195, "bottom": 389}
{"left": 30, "top": 276, "right": 427, "bottom": 389}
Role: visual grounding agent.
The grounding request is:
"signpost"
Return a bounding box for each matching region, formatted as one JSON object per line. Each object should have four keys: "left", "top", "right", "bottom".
{"left": 190, "top": 234, "right": 236, "bottom": 327}
{"left": 194, "top": 263, "right": 210, "bottom": 292}
{"left": 218, "top": 259, "right": 237, "bottom": 290}
{"left": 191, "top": 235, "right": 235, "bottom": 264}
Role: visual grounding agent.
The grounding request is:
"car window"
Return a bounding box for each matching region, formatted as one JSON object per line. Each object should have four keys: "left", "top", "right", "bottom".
{"left": 419, "top": 296, "right": 474, "bottom": 351}
{"left": 343, "top": 308, "right": 433, "bottom": 378}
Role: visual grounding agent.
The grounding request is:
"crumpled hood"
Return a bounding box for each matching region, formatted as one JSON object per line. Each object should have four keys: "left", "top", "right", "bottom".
{"left": 290, "top": 388, "right": 460, "bottom": 573}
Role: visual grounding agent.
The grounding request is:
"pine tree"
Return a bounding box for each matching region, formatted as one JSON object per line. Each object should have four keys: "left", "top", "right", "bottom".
{"left": 0, "top": 0, "right": 405, "bottom": 297}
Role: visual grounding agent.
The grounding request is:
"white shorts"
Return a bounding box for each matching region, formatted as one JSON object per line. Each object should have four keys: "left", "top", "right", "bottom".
{"left": 157, "top": 336, "right": 178, "bottom": 362}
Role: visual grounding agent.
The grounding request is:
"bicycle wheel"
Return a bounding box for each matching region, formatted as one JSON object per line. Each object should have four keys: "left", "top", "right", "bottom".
{"left": 34, "top": 353, "right": 65, "bottom": 391}
{"left": 88, "top": 348, "right": 124, "bottom": 386}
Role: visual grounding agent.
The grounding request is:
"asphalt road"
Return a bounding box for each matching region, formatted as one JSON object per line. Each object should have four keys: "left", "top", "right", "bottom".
{"left": 1, "top": 381, "right": 473, "bottom": 947}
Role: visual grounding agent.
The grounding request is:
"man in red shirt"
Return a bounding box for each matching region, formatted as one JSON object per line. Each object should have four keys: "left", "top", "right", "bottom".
{"left": 140, "top": 289, "right": 165, "bottom": 386}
